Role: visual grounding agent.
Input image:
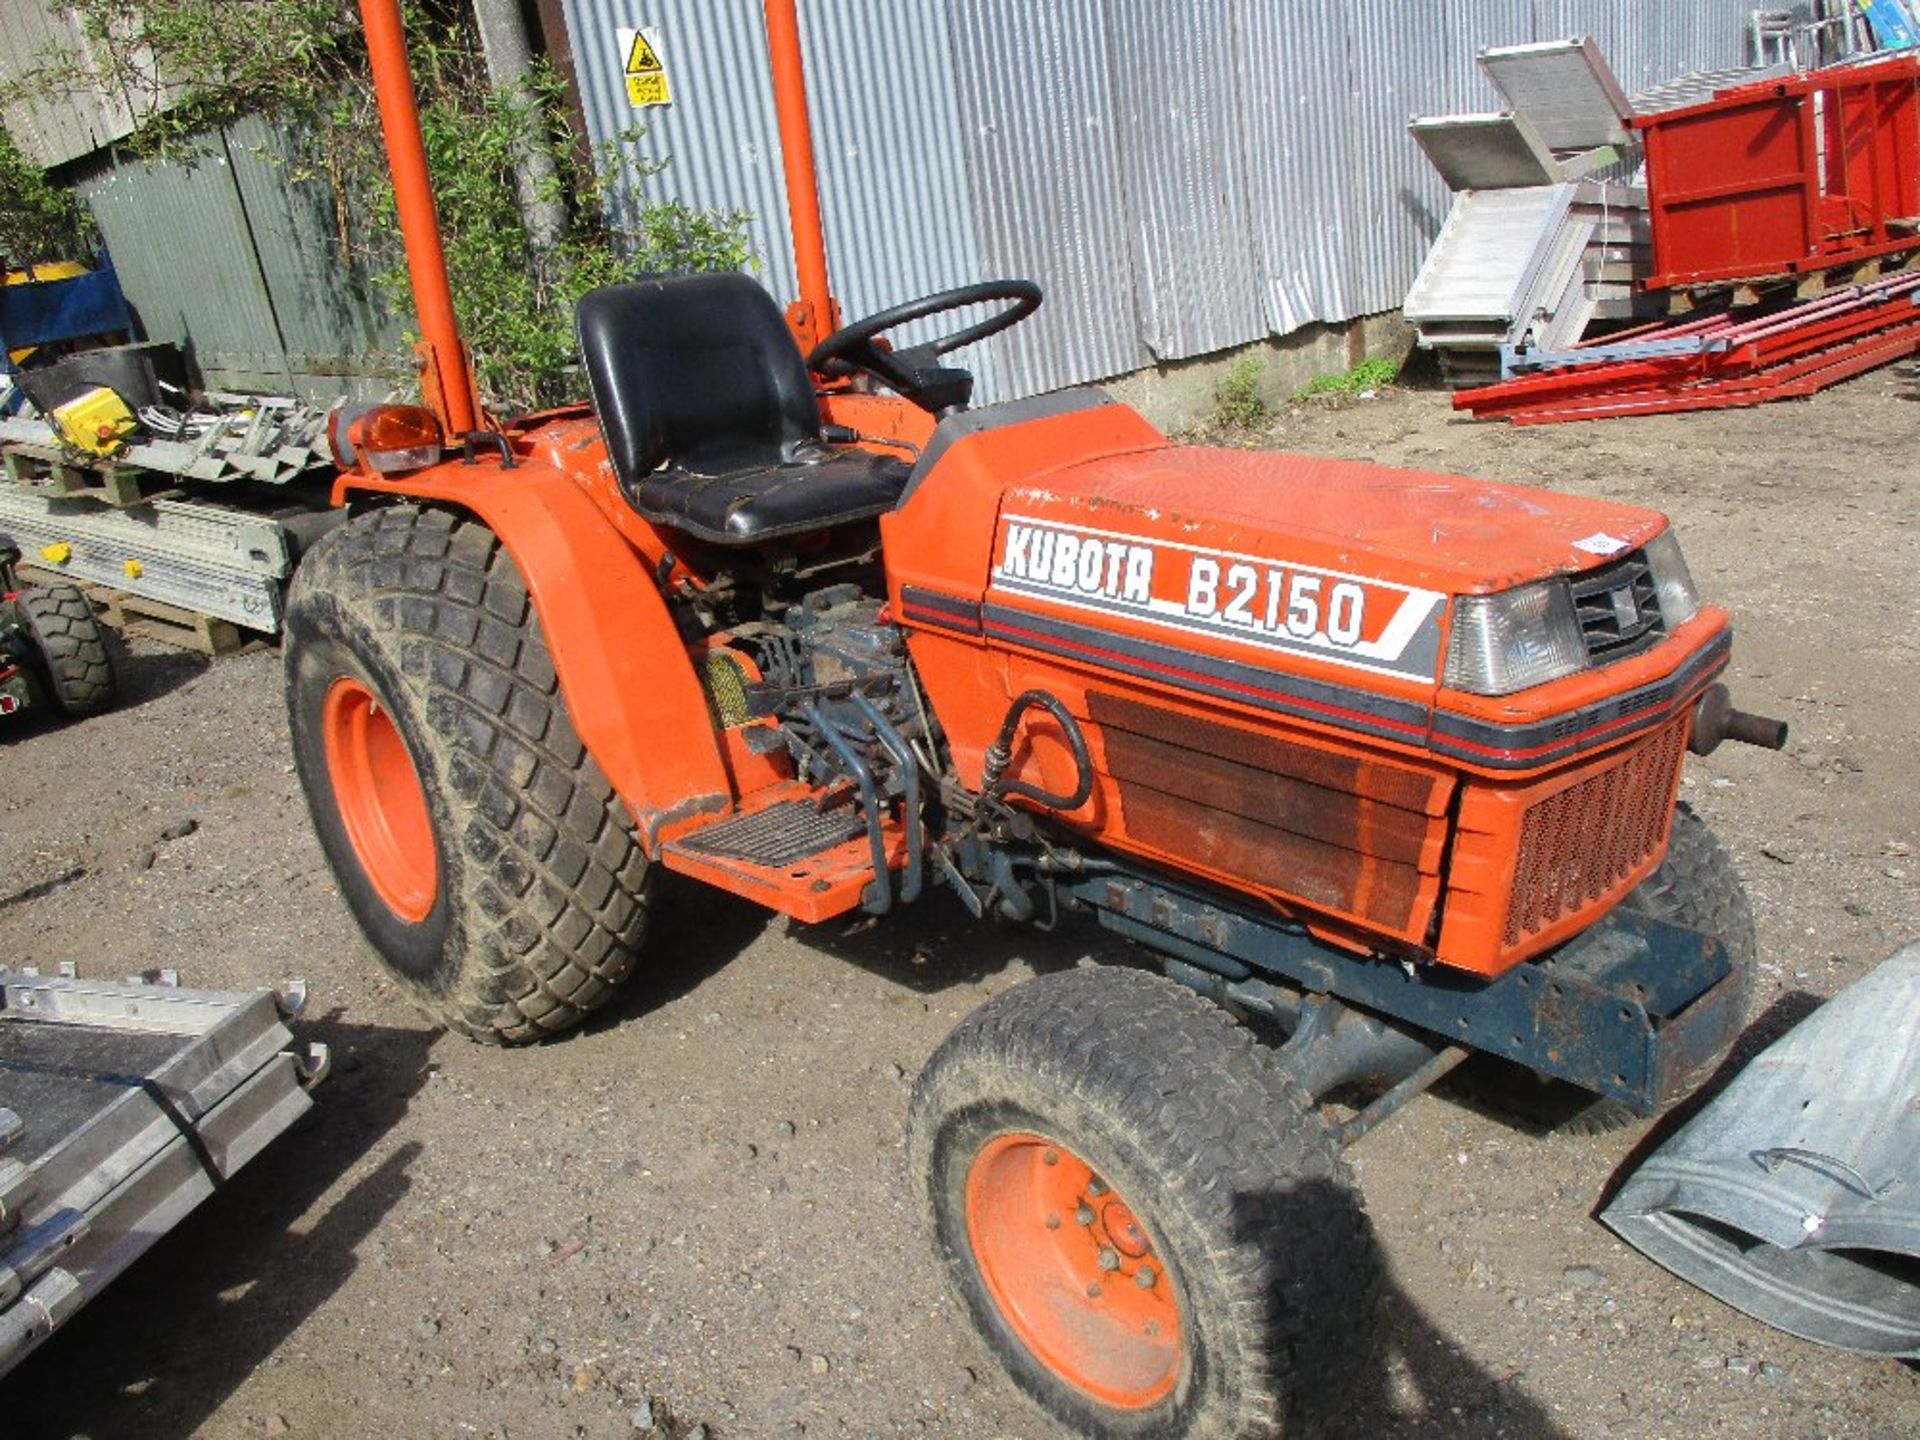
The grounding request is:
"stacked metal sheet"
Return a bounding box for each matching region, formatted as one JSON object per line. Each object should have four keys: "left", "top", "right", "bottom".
{"left": 1403, "top": 38, "right": 1657, "bottom": 387}
{"left": 0, "top": 968, "right": 324, "bottom": 1378}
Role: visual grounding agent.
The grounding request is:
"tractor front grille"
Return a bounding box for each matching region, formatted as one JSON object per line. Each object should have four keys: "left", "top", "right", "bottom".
{"left": 1571, "top": 550, "right": 1665, "bottom": 662}
{"left": 1503, "top": 717, "right": 1688, "bottom": 947}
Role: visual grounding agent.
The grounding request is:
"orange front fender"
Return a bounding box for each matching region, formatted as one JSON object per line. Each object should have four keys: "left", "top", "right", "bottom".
{"left": 337, "top": 458, "right": 729, "bottom": 847}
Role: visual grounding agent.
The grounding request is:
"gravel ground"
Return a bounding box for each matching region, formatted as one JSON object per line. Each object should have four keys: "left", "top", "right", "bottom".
{"left": 1, "top": 373, "right": 1917, "bottom": 1439}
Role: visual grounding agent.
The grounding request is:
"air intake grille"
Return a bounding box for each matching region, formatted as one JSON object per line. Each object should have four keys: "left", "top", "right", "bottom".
{"left": 702, "top": 650, "right": 754, "bottom": 728}
{"left": 1570, "top": 550, "right": 1664, "bottom": 662}
{"left": 1504, "top": 719, "right": 1687, "bottom": 947}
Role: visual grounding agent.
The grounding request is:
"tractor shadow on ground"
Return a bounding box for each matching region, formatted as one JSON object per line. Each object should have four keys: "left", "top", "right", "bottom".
{"left": 108, "top": 636, "right": 211, "bottom": 712}
{"left": 581, "top": 872, "right": 791, "bottom": 1034}
{"left": 589, "top": 877, "right": 1127, "bottom": 1038}
{"left": 0, "top": 1014, "right": 438, "bottom": 1440}
{"left": 1248, "top": 1178, "right": 1572, "bottom": 1440}
{"left": 800, "top": 887, "right": 1140, "bottom": 994}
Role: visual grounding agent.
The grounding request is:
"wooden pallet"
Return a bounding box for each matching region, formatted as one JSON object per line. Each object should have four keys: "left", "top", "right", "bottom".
{"left": 101, "top": 590, "right": 247, "bottom": 657}
{"left": 0, "top": 441, "right": 174, "bottom": 508}
{"left": 1667, "top": 247, "right": 1920, "bottom": 314}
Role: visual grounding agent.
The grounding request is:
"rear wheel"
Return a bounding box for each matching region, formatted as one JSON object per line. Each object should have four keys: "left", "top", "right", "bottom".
{"left": 19, "top": 584, "right": 115, "bottom": 715}
{"left": 910, "top": 965, "right": 1377, "bottom": 1438}
{"left": 1457, "top": 804, "right": 1756, "bottom": 1135}
{"left": 284, "top": 504, "right": 651, "bottom": 1043}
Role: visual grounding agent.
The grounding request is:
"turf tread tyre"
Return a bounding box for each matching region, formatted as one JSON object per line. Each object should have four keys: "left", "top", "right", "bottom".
{"left": 1459, "top": 805, "right": 1755, "bottom": 1136}
{"left": 285, "top": 504, "right": 649, "bottom": 1043}
{"left": 20, "top": 584, "right": 114, "bottom": 715}
{"left": 910, "top": 965, "right": 1378, "bottom": 1439}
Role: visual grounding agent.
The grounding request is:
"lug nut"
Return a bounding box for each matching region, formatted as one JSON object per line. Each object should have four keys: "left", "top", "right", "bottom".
{"left": 1074, "top": 1205, "right": 1095, "bottom": 1226}
{"left": 1097, "top": 1247, "right": 1120, "bottom": 1272}
{"left": 1045, "top": 1213, "right": 1061, "bottom": 1230}
{"left": 1087, "top": 1177, "right": 1108, "bottom": 1197}
{"left": 1085, "top": 1281, "right": 1102, "bottom": 1299}
{"left": 1042, "top": 1148, "right": 1059, "bottom": 1166}
{"left": 1135, "top": 1264, "right": 1157, "bottom": 1289}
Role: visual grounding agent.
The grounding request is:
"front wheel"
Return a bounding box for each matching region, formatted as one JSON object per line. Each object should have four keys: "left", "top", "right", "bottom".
{"left": 909, "top": 966, "right": 1377, "bottom": 1439}
{"left": 284, "top": 504, "right": 651, "bottom": 1043}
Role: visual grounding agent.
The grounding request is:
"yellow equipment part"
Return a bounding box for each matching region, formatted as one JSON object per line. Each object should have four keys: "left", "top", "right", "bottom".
{"left": 51, "top": 386, "right": 136, "bottom": 455}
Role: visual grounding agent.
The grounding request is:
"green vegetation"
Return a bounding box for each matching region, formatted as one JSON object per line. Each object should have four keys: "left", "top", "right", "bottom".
{"left": 1211, "top": 355, "right": 1269, "bottom": 433}
{"left": 1292, "top": 356, "right": 1399, "bottom": 401}
{"left": 0, "top": 130, "right": 93, "bottom": 264}
{"left": 6, "top": 0, "right": 748, "bottom": 413}
{"left": 365, "top": 23, "right": 749, "bottom": 412}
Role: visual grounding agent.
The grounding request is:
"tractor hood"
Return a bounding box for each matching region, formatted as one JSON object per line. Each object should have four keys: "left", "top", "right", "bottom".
{"left": 1601, "top": 944, "right": 1920, "bottom": 1357}
{"left": 887, "top": 395, "right": 1673, "bottom": 624}
{"left": 1011, "top": 442, "right": 1670, "bottom": 598}
{"left": 885, "top": 395, "right": 1690, "bottom": 712}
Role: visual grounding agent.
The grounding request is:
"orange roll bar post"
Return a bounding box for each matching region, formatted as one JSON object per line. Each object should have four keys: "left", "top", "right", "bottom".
{"left": 360, "top": 0, "right": 480, "bottom": 436}
{"left": 762, "top": 0, "right": 839, "bottom": 350}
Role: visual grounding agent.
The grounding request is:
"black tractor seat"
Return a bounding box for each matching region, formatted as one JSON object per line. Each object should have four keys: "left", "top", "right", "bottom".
{"left": 577, "top": 274, "right": 910, "bottom": 547}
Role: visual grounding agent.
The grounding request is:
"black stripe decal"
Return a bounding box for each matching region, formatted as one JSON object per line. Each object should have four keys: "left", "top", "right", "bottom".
{"left": 980, "top": 603, "right": 1434, "bottom": 747}
{"left": 899, "top": 586, "right": 983, "bottom": 633}
{"left": 977, "top": 599, "right": 1730, "bottom": 771}
{"left": 1428, "top": 629, "right": 1731, "bottom": 766}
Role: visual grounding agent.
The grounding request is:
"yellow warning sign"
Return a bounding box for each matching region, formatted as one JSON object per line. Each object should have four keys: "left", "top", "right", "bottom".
{"left": 623, "top": 28, "right": 671, "bottom": 108}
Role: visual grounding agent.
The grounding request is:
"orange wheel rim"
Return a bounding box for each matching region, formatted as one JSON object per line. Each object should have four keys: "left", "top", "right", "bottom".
{"left": 320, "top": 676, "right": 438, "bottom": 922}
{"left": 964, "top": 1132, "right": 1183, "bottom": 1409}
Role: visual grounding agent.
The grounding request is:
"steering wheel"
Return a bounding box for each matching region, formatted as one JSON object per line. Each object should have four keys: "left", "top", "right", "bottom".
{"left": 806, "top": 279, "right": 1042, "bottom": 413}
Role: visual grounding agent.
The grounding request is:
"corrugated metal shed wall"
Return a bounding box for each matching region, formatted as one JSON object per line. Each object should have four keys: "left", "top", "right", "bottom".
{"left": 71, "top": 122, "right": 399, "bottom": 395}
{"left": 0, "top": 0, "right": 143, "bottom": 169}
{"left": 564, "top": 0, "right": 1767, "bottom": 402}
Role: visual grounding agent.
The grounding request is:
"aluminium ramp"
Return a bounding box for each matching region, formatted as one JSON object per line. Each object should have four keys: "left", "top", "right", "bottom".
{"left": 0, "top": 969, "right": 327, "bottom": 1377}
{"left": 1479, "top": 37, "right": 1635, "bottom": 151}
{"left": 1601, "top": 944, "right": 1920, "bottom": 1356}
{"left": 1404, "top": 185, "right": 1580, "bottom": 333}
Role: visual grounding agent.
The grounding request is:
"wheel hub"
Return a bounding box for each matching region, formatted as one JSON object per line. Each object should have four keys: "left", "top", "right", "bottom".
{"left": 320, "top": 676, "right": 438, "bottom": 922}
{"left": 964, "top": 1132, "right": 1182, "bottom": 1409}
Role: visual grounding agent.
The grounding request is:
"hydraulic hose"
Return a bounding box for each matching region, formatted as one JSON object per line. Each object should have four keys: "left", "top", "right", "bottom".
{"left": 980, "top": 690, "right": 1095, "bottom": 813}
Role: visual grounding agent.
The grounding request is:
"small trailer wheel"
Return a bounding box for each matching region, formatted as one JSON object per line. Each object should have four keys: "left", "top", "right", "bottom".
{"left": 18, "top": 584, "right": 115, "bottom": 716}
{"left": 909, "top": 965, "right": 1377, "bottom": 1439}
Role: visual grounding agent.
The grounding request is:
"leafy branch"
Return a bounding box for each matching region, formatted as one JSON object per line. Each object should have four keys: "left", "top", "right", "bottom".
{"left": 3, "top": 0, "right": 749, "bottom": 413}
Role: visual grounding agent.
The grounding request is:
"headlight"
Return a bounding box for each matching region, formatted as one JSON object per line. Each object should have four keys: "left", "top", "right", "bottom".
{"left": 1642, "top": 528, "right": 1699, "bottom": 627}
{"left": 1444, "top": 580, "right": 1588, "bottom": 696}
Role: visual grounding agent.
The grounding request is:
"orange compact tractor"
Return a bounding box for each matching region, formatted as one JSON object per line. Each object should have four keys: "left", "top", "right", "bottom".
{"left": 293, "top": 3, "right": 1792, "bottom": 1433}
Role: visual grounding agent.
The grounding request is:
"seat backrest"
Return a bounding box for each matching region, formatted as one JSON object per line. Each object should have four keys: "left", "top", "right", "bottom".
{"left": 577, "top": 274, "right": 824, "bottom": 485}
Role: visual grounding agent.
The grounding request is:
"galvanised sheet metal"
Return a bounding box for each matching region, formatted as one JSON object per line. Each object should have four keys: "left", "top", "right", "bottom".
{"left": 0, "top": 0, "right": 139, "bottom": 170}
{"left": 1344, "top": 2, "right": 1478, "bottom": 321}
{"left": 558, "top": 1, "right": 1006, "bottom": 394}
{"left": 558, "top": 1, "right": 1777, "bottom": 401}
{"left": 1104, "top": 0, "right": 1264, "bottom": 362}
{"left": 1235, "top": 0, "right": 1354, "bottom": 332}
{"left": 1602, "top": 944, "right": 1920, "bottom": 1357}
{"left": 949, "top": 0, "right": 1144, "bottom": 397}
